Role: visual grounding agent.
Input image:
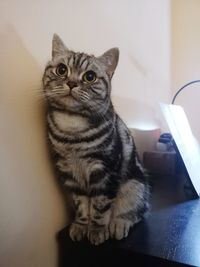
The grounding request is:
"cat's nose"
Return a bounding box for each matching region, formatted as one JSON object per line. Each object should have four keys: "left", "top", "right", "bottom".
{"left": 67, "top": 81, "right": 78, "bottom": 89}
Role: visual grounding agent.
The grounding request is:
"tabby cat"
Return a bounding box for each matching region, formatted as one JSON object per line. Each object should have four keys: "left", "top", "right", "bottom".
{"left": 43, "top": 34, "right": 149, "bottom": 245}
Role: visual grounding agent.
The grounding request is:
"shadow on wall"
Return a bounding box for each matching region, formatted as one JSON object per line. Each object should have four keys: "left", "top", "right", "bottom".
{"left": 0, "top": 26, "right": 67, "bottom": 267}
{"left": 112, "top": 95, "right": 161, "bottom": 160}
{"left": 112, "top": 95, "right": 161, "bottom": 130}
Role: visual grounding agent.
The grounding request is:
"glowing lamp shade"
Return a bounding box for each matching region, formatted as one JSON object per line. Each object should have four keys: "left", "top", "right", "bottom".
{"left": 130, "top": 127, "right": 161, "bottom": 161}
{"left": 161, "top": 103, "right": 200, "bottom": 196}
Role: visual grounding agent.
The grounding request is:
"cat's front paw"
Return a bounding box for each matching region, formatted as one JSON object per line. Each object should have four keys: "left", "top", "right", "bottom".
{"left": 87, "top": 227, "right": 109, "bottom": 246}
{"left": 109, "top": 219, "right": 133, "bottom": 240}
{"left": 69, "top": 223, "right": 87, "bottom": 241}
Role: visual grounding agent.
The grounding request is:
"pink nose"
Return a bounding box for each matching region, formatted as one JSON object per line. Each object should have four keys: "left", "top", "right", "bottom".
{"left": 67, "top": 81, "right": 77, "bottom": 89}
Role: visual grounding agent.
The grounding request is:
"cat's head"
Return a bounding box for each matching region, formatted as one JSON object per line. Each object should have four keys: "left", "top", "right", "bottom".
{"left": 43, "top": 34, "right": 119, "bottom": 115}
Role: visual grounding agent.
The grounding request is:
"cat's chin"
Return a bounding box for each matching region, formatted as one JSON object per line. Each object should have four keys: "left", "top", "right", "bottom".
{"left": 65, "top": 95, "right": 80, "bottom": 105}
{"left": 58, "top": 95, "right": 83, "bottom": 110}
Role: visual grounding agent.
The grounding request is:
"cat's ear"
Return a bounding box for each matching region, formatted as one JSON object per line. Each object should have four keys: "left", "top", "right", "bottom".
{"left": 52, "top": 34, "right": 69, "bottom": 58}
{"left": 98, "top": 48, "right": 119, "bottom": 78}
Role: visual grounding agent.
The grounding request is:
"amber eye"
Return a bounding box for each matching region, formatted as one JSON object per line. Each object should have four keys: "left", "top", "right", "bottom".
{"left": 83, "top": 71, "right": 97, "bottom": 83}
{"left": 56, "top": 63, "right": 68, "bottom": 76}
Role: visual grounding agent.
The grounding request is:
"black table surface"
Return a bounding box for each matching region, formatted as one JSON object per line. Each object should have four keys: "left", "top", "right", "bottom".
{"left": 57, "top": 174, "right": 200, "bottom": 267}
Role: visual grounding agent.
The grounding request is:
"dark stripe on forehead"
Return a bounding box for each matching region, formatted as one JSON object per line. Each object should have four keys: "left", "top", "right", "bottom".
{"left": 79, "top": 55, "right": 89, "bottom": 69}
{"left": 75, "top": 53, "right": 84, "bottom": 68}
{"left": 84, "top": 60, "right": 91, "bottom": 70}
{"left": 72, "top": 54, "right": 76, "bottom": 65}
{"left": 68, "top": 53, "right": 76, "bottom": 67}
{"left": 68, "top": 55, "right": 73, "bottom": 67}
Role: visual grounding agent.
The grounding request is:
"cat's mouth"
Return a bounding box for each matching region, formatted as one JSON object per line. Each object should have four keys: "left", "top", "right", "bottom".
{"left": 45, "top": 86, "right": 84, "bottom": 107}
{"left": 53, "top": 88, "right": 79, "bottom": 101}
{"left": 67, "top": 90, "right": 79, "bottom": 101}
{"left": 66, "top": 94, "right": 78, "bottom": 103}
{"left": 59, "top": 91, "right": 83, "bottom": 107}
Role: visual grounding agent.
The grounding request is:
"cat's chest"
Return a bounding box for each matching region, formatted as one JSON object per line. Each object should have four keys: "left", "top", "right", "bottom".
{"left": 52, "top": 110, "right": 89, "bottom": 133}
{"left": 57, "top": 151, "right": 103, "bottom": 188}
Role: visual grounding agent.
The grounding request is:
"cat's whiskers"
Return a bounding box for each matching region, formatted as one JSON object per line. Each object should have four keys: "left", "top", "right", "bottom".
{"left": 51, "top": 88, "right": 64, "bottom": 92}
{"left": 79, "top": 96, "right": 89, "bottom": 102}
{"left": 78, "top": 91, "right": 90, "bottom": 101}
{"left": 46, "top": 92, "right": 68, "bottom": 98}
{"left": 30, "top": 89, "right": 47, "bottom": 103}
{"left": 53, "top": 85, "right": 63, "bottom": 89}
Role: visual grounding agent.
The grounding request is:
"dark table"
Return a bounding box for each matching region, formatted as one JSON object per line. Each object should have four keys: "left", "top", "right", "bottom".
{"left": 57, "top": 174, "right": 200, "bottom": 267}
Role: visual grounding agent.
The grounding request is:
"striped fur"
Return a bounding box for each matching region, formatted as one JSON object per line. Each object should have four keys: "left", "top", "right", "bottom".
{"left": 43, "top": 34, "right": 149, "bottom": 245}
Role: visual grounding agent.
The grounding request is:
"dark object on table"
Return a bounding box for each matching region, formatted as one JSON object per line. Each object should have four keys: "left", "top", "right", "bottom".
{"left": 158, "top": 132, "right": 174, "bottom": 150}
{"left": 143, "top": 150, "right": 177, "bottom": 175}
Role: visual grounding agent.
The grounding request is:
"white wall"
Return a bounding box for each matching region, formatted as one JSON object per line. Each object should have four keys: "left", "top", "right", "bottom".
{"left": 172, "top": 0, "right": 200, "bottom": 140}
{"left": 0, "top": 0, "right": 171, "bottom": 129}
{"left": 0, "top": 25, "right": 68, "bottom": 267}
{"left": 0, "top": 1, "right": 171, "bottom": 266}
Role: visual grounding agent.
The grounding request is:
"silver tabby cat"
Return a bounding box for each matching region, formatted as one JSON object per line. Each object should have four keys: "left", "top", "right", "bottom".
{"left": 43, "top": 34, "right": 149, "bottom": 245}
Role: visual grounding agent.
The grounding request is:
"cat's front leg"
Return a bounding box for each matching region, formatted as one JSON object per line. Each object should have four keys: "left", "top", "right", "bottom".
{"left": 109, "top": 179, "right": 148, "bottom": 240}
{"left": 69, "top": 194, "right": 89, "bottom": 241}
{"left": 87, "top": 196, "right": 113, "bottom": 245}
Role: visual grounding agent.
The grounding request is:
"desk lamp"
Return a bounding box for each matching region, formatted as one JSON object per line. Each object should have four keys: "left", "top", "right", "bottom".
{"left": 161, "top": 80, "right": 200, "bottom": 198}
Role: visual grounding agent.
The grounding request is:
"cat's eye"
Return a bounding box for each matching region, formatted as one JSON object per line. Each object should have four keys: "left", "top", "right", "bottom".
{"left": 56, "top": 63, "right": 68, "bottom": 76}
{"left": 82, "top": 71, "right": 97, "bottom": 83}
